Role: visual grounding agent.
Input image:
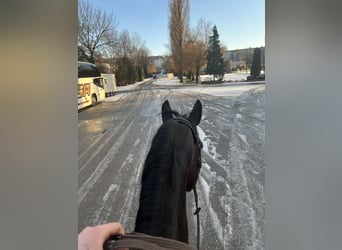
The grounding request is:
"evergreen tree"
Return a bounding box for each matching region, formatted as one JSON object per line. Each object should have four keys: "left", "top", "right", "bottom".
{"left": 251, "top": 47, "right": 261, "bottom": 78}
{"left": 115, "top": 57, "right": 137, "bottom": 86}
{"left": 206, "top": 25, "right": 225, "bottom": 80}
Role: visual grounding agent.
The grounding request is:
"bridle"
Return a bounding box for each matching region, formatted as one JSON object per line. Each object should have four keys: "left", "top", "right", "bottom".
{"left": 172, "top": 116, "right": 202, "bottom": 250}
{"left": 172, "top": 116, "right": 202, "bottom": 170}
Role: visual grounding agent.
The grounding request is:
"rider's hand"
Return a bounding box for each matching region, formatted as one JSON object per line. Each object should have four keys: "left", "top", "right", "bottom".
{"left": 78, "top": 222, "right": 125, "bottom": 250}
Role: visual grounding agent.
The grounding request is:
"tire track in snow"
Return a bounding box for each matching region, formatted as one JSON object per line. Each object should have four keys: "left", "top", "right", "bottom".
{"left": 78, "top": 91, "right": 142, "bottom": 167}
{"left": 78, "top": 116, "right": 134, "bottom": 173}
{"left": 81, "top": 88, "right": 163, "bottom": 231}
{"left": 92, "top": 183, "right": 119, "bottom": 224}
{"left": 196, "top": 126, "right": 231, "bottom": 249}
{"left": 78, "top": 88, "right": 151, "bottom": 185}
{"left": 225, "top": 88, "right": 264, "bottom": 249}
{"left": 194, "top": 88, "right": 264, "bottom": 249}
{"left": 78, "top": 83, "right": 265, "bottom": 249}
{"left": 78, "top": 120, "right": 133, "bottom": 204}
{"left": 118, "top": 122, "right": 157, "bottom": 229}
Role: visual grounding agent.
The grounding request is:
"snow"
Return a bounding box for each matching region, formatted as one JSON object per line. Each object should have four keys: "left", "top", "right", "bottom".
{"left": 199, "top": 173, "right": 224, "bottom": 243}
{"left": 197, "top": 85, "right": 258, "bottom": 97}
{"left": 117, "top": 78, "right": 152, "bottom": 91}
{"left": 78, "top": 120, "right": 134, "bottom": 204}
{"left": 200, "top": 73, "right": 250, "bottom": 82}
{"left": 103, "top": 184, "right": 118, "bottom": 202}
{"left": 153, "top": 77, "right": 181, "bottom": 86}
{"left": 93, "top": 183, "right": 118, "bottom": 225}
{"left": 104, "top": 78, "right": 152, "bottom": 102}
{"left": 197, "top": 126, "right": 209, "bottom": 153}
{"left": 151, "top": 75, "right": 263, "bottom": 97}
{"left": 104, "top": 74, "right": 264, "bottom": 103}
{"left": 104, "top": 92, "right": 128, "bottom": 102}
{"left": 79, "top": 77, "right": 265, "bottom": 249}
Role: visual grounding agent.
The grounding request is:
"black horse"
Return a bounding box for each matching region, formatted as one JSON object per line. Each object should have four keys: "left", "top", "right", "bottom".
{"left": 134, "top": 99, "right": 203, "bottom": 244}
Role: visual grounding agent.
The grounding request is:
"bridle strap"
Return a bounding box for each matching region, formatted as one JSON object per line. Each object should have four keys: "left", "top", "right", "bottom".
{"left": 172, "top": 117, "right": 202, "bottom": 172}
{"left": 172, "top": 117, "right": 201, "bottom": 150}
{"left": 172, "top": 117, "right": 202, "bottom": 250}
{"left": 193, "top": 187, "right": 201, "bottom": 250}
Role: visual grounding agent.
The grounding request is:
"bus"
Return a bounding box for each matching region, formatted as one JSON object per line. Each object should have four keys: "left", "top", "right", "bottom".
{"left": 78, "top": 62, "right": 106, "bottom": 110}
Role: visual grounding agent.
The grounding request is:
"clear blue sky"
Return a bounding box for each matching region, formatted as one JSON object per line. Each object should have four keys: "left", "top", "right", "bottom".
{"left": 87, "top": 0, "right": 265, "bottom": 56}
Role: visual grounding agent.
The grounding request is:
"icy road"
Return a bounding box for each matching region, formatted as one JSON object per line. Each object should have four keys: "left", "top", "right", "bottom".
{"left": 78, "top": 77, "right": 265, "bottom": 250}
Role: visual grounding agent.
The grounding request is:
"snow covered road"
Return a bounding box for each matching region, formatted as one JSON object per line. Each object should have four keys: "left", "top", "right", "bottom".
{"left": 78, "top": 78, "right": 265, "bottom": 249}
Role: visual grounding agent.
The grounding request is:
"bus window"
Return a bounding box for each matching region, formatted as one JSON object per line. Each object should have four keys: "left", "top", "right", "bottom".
{"left": 93, "top": 78, "right": 104, "bottom": 88}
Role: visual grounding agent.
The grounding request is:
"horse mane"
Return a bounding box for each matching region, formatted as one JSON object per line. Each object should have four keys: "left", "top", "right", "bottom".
{"left": 135, "top": 117, "right": 193, "bottom": 237}
{"left": 135, "top": 99, "right": 203, "bottom": 242}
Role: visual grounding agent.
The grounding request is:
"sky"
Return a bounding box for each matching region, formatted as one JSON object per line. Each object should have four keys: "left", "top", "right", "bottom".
{"left": 86, "top": 0, "right": 265, "bottom": 56}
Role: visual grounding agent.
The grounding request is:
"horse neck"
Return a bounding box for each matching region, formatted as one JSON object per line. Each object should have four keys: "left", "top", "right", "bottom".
{"left": 135, "top": 123, "right": 193, "bottom": 242}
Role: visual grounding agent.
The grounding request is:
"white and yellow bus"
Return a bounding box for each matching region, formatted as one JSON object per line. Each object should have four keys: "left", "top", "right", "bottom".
{"left": 78, "top": 62, "right": 106, "bottom": 110}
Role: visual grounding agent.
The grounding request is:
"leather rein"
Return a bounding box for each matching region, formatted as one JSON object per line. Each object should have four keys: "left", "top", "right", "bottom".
{"left": 104, "top": 232, "right": 195, "bottom": 250}
{"left": 172, "top": 117, "right": 202, "bottom": 250}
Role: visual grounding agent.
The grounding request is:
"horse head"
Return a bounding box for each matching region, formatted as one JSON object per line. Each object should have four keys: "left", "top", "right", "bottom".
{"left": 161, "top": 100, "right": 203, "bottom": 191}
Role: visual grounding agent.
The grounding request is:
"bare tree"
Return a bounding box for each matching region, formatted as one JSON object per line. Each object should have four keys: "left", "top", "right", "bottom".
{"left": 114, "top": 30, "right": 151, "bottom": 83}
{"left": 78, "top": 0, "right": 118, "bottom": 63}
{"left": 130, "top": 32, "right": 145, "bottom": 65}
{"left": 162, "top": 55, "right": 176, "bottom": 74}
{"left": 194, "top": 18, "right": 212, "bottom": 45}
{"left": 130, "top": 32, "right": 151, "bottom": 80}
{"left": 184, "top": 18, "right": 212, "bottom": 82}
{"left": 168, "top": 0, "right": 190, "bottom": 83}
{"left": 116, "top": 30, "right": 132, "bottom": 58}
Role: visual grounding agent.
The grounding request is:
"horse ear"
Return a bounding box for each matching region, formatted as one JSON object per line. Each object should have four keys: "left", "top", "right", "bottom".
{"left": 188, "top": 100, "right": 202, "bottom": 126}
{"left": 162, "top": 100, "right": 173, "bottom": 123}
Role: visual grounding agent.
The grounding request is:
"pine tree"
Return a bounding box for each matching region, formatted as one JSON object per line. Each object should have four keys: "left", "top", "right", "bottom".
{"left": 115, "top": 56, "right": 137, "bottom": 86}
{"left": 206, "top": 25, "right": 225, "bottom": 80}
{"left": 251, "top": 47, "right": 261, "bottom": 78}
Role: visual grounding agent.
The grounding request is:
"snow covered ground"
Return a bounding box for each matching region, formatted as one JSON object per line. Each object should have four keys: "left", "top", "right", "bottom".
{"left": 200, "top": 73, "right": 251, "bottom": 82}
{"left": 152, "top": 77, "right": 181, "bottom": 86}
{"left": 103, "top": 78, "right": 152, "bottom": 102}
{"left": 79, "top": 78, "right": 265, "bottom": 249}
{"left": 193, "top": 86, "right": 265, "bottom": 249}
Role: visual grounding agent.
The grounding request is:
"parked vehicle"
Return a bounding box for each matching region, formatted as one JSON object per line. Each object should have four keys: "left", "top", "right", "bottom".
{"left": 102, "top": 73, "right": 117, "bottom": 97}
{"left": 78, "top": 62, "right": 106, "bottom": 110}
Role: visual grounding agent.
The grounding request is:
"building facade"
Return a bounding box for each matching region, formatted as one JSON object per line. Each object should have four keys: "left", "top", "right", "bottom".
{"left": 223, "top": 47, "right": 265, "bottom": 72}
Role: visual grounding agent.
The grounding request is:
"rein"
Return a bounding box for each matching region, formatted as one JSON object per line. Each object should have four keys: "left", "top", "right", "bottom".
{"left": 172, "top": 117, "right": 202, "bottom": 250}
{"left": 104, "top": 233, "right": 194, "bottom": 250}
